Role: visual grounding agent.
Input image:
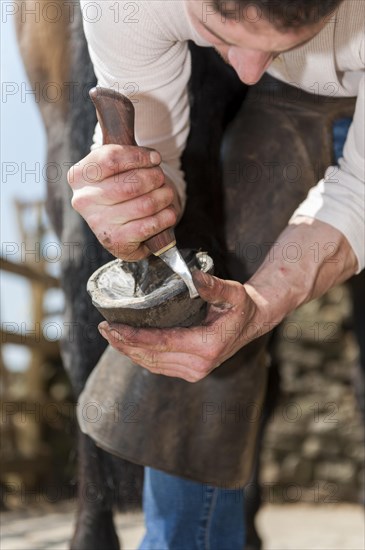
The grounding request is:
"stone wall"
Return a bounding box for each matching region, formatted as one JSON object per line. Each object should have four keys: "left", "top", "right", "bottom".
{"left": 260, "top": 285, "right": 364, "bottom": 504}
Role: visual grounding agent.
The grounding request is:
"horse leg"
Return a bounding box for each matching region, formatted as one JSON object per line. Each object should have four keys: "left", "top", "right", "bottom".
{"left": 16, "top": 4, "right": 144, "bottom": 545}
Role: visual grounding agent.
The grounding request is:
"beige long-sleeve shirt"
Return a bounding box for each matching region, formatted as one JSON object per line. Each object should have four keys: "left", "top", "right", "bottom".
{"left": 81, "top": 0, "right": 365, "bottom": 271}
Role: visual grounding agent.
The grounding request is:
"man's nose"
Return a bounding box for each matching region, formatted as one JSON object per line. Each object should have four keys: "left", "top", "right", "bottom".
{"left": 227, "top": 47, "right": 274, "bottom": 84}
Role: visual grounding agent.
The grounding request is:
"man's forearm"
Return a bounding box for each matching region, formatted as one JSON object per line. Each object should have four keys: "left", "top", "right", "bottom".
{"left": 244, "top": 216, "right": 359, "bottom": 329}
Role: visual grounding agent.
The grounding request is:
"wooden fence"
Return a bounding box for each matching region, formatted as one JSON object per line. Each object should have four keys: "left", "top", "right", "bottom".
{"left": 1, "top": 201, "right": 74, "bottom": 505}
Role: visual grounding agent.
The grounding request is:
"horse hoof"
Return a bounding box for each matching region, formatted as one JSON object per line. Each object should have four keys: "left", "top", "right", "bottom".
{"left": 70, "top": 510, "right": 120, "bottom": 550}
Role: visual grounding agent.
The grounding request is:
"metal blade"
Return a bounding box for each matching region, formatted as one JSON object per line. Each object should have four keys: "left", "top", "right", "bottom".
{"left": 158, "top": 246, "right": 199, "bottom": 299}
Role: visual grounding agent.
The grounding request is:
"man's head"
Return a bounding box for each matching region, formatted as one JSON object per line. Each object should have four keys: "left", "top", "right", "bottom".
{"left": 187, "top": 0, "right": 343, "bottom": 84}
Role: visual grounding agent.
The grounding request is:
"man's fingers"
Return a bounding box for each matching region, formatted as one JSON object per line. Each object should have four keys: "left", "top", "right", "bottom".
{"left": 99, "top": 323, "right": 182, "bottom": 351}
{"left": 112, "top": 208, "right": 177, "bottom": 246}
{"left": 104, "top": 185, "right": 175, "bottom": 225}
{"left": 98, "top": 332, "right": 211, "bottom": 382}
{"left": 98, "top": 322, "right": 219, "bottom": 358}
{"left": 126, "top": 348, "right": 208, "bottom": 378}
{"left": 83, "top": 185, "right": 174, "bottom": 227}
{"left": 88, "top": 206, "right": 176, "bottom": 259}
{"left": 68, "top": 144, "right": 161, "bottom": 188}
{"left": 192, "top": 270, "right": 242, "bottom": 307}
{"left": 71, "top": 168, "right": 165, "bottom": 209}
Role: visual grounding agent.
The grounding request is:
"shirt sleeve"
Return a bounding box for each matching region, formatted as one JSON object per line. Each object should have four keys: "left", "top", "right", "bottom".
{"left": 81, "top": 0, "right": 191, "bottom": 210}
{"left": 289, "top": 73, "right": 365, "bottom": 273}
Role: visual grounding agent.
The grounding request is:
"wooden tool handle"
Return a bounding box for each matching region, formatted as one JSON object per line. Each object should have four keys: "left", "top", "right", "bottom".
{"left": 89, "top": 87, "right": 176, "bottom": 255}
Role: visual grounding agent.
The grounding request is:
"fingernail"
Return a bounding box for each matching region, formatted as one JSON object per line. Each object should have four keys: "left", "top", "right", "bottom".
{"left": 110, "top": 329, "right": 123, "bottom": 341}
{"left": 193, "top": 270, "right": 214, "bottom": 288}
{"left": 98, "top": 328, "right": 108, "bottom": 340}
{"left": 98, "top": 321, "right": 108, "bottom": 331}
{"left": 150, "top": 151, "right": 160, "bottom": 164}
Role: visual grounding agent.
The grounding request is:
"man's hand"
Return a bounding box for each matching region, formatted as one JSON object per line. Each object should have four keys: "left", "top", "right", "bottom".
{"left": 67, "top": 144, "right": 180, "bottom": 260}
{"left": 97, "top": 217, "right": 358, "bottom": 383}
{"left": 98, "top": 270, "right": 260, "bottom": 383}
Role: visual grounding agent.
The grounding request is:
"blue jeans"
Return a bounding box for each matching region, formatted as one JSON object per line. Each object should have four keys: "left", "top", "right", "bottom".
{"left": 332, "top": 117, "right": 352, "bottom": 163}
{"left": 138, "top": 468, "right": 245, "bottom": 550}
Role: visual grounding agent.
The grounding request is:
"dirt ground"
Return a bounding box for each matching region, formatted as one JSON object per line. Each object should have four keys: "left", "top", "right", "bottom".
{"left": 1, "top": 501, "right": 364, "bottom": 550}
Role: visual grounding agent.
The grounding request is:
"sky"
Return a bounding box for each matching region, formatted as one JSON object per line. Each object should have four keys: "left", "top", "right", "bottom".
{"left": 1, "top": 15, "right": 63, "bottom": 371}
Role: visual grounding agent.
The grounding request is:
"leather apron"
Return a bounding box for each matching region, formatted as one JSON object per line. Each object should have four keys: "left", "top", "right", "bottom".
{"left": 77, "top": 75, "right": 356, "bottom": 488}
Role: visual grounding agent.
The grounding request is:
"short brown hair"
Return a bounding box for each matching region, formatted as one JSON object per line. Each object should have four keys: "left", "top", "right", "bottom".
{"left": 213, "top": 0, "right": 343, "bottom": 30}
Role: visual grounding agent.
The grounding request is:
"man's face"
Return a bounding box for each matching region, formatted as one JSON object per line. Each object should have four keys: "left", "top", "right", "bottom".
{"left": 187, "top": 1, "right": 327, "bottom": 84}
